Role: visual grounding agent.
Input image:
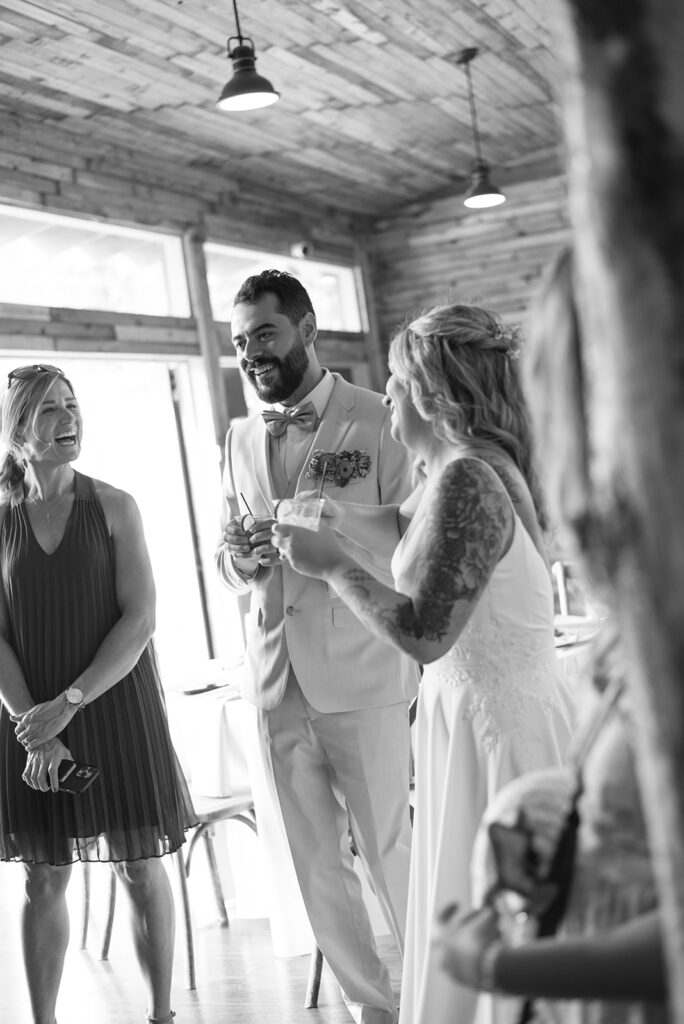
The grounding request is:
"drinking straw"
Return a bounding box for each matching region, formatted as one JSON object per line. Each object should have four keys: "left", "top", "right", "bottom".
{"left": 316, "top": 459, "right": 328, "bottom": 501}
{"left": 240, "top": 492, "right": 254, "bottom": 515}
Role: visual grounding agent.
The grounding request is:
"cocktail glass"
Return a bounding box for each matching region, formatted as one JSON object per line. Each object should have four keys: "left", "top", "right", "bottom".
{"left": 273, "top": 497, "right": 325, "bottom": 532}
{"left": 241, "top": 513, "right": 276, "bottom": 550}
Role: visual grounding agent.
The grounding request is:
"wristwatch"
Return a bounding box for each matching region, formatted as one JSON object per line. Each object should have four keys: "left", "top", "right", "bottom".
{"left": 64, "top": 686, "right": 85, "bottom": 711}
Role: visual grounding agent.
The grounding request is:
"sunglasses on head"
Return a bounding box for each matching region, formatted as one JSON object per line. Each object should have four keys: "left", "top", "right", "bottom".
{"left": 7, "top": 364, "right": 65, "bottom": 388}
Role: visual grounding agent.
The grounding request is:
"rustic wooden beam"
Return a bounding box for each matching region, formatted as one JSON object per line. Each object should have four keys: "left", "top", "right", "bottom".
{"left": 352, "top": 240, "right": 388, "bottom": 393}
{"left": 182, "top": 229, "right": 229, "bottom": 448}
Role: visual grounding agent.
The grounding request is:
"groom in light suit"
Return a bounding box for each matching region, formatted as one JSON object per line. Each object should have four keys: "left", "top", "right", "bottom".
{"left": 216, "top": 270, "right": 418, "bottom": 1024}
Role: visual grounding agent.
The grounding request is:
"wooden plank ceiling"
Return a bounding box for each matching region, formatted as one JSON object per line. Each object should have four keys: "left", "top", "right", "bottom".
{"left": 0, "top": 0, "right": 562, "bottom": 221}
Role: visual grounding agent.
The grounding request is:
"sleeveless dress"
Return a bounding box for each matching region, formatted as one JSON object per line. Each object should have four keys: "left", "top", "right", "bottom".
{"left": 0, "top": 472, "right": 196, "bottom": 865}
{"left": 393, "top": 468, "right": 573, "bottom": 1024}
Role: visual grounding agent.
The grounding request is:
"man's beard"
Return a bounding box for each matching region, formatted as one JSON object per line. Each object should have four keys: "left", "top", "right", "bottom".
{"left": 246, "top": 336, "right": 309, "bottom": 403}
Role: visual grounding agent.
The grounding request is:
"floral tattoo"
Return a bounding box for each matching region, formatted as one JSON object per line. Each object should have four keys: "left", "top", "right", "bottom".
{"left": 338, "top": 460, "right": 510, "bottom": 647}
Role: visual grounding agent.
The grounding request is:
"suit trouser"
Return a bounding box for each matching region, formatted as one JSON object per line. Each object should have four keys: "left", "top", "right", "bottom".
{"left": 258, "top": 670, "right": 412, "bottom": 1024}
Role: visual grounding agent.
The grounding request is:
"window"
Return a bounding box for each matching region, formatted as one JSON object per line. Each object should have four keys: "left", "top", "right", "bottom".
{"left": 0, "top": 355, "right": 243, "bottom": 684}
{"left": 204, "top": 243, "right": 363, "bottom": 332}
{"left": 0, "top": 205, "right": 189, "bottom": 317}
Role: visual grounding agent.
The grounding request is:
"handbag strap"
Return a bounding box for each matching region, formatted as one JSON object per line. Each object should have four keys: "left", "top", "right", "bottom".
{"left": 568, "top": 673, "right": 625, "bottom": 803}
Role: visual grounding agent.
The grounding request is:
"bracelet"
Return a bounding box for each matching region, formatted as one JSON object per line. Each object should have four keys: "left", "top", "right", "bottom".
{"left": 478, "top": 939, "right": 504, "bottom": 992}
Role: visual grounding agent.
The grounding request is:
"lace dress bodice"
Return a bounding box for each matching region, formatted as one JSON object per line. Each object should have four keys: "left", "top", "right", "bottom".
{"left": 392, "top": 474, "right": 564, "bottom": 754}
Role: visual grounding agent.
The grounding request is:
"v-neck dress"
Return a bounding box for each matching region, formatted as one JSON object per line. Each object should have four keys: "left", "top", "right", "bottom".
{"left": 0, "top": 471, "right": 196, "bottom": 865}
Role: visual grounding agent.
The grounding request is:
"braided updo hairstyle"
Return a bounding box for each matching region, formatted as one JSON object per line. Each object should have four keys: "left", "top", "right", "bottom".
{"left": 0, "top": 368, "right": 74, "bottom": 507}
{"left": 388, "top": 302, "right": 547, "bottom": 528}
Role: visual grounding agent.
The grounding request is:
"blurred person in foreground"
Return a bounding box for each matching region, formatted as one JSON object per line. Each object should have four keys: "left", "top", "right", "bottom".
{"left": 272, "top": 300, "right": 573, "bottom": 1024}
{"left": 215, "top": 270, "right": 419, "bottom": 1024}
{"left": 431, "top": 250, "right": 668, "bottom": 1022}
{"left": 0, "top": 364, "right": 195, "bottom": 1024}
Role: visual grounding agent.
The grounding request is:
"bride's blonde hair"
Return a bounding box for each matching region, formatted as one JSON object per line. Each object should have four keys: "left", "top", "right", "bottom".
{"left": 389, "top": 302, "right": 546, "bottom": 526}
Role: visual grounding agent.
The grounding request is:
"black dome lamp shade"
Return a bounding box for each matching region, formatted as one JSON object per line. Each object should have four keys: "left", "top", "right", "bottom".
{"left": 216, "top": 0, "right": 280, "bottom": 112}
{"left": 456, "top": 48, "right": 505, "bottom": 209}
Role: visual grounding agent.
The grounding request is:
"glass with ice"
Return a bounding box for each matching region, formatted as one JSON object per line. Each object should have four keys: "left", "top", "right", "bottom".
{"left": 274, "top": 497, "right": 325, "bottom": 532}
{"left": 240, "top": 513, "right": 277, "bottom": 551}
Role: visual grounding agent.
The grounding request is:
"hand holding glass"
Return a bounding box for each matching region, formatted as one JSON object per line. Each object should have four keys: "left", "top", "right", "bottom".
{"left": 240, "top": 513, "right": 278, "bottom": 560}
{"left": 274, "top": 497, "right": 326, "bottom": 532}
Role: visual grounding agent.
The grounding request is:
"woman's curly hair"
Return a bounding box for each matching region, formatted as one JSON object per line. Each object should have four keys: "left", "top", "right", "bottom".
{"left": 388, "top": 302, "right": 547, "bottom": 527}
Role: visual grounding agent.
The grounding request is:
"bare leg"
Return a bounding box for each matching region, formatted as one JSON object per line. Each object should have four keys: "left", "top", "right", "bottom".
{"left": 113, "top": 858, "right": 175, "bottom": 1021}
{"left": 22, "top": 862, "right": 72, "bottom": 1024}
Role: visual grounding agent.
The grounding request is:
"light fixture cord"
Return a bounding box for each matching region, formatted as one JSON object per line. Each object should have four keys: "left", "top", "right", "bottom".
{"left": 464, "top": 62, "right": 484, "bottom": 164}
{"left": 232, "top": 0, "right": 244, "bottom": 42}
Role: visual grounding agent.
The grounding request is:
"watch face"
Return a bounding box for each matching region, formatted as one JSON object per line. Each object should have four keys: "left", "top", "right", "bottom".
{"left": 66, "top": 687, "right": 84, "bottom": 705}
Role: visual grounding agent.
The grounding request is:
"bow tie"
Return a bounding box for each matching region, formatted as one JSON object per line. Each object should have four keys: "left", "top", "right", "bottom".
{"left": 262, "top": 402, "right": 319, "bottom": 438}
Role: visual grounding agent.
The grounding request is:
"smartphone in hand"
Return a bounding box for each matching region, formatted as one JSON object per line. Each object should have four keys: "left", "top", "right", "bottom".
{"left": 58, "top": 760, "right": 100, "bottom": 794}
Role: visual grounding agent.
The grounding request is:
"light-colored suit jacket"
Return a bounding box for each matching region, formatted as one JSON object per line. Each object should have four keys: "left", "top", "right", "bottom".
{"left": 216, "top": 373, "right": 420, "bottom": 713}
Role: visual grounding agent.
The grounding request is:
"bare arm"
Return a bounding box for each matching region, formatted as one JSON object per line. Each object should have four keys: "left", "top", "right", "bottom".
{"left": 274, "top": 459, "right": 514, "bottom": 664}
{"left": 482, "top": 450, "right": 550, "bottom": 571}
{"left": 434, "top": 903, "right": 666, "bottom": 1002}
{"left": 0, "top": 575, "right": 36, "bottom": 716}
{"left": 496, "top": 912, "right": 665, "bottom": 1001}
{"left": 15, "top": 484, "right": 157, "bottom": 748}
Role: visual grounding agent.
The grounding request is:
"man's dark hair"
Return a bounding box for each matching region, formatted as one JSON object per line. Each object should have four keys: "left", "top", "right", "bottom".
{"left": 233, "top": 270, "right": 315, "bottom": 325}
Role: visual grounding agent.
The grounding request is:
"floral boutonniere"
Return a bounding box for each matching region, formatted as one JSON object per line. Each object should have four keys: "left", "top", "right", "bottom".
{"left": 305, "top": 448, "right": 372, "bottom": 488}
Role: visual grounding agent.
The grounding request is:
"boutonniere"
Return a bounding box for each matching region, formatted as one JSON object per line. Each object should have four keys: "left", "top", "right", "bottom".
{"left": 305, "top": 449, "right": 372, "bottom": 488}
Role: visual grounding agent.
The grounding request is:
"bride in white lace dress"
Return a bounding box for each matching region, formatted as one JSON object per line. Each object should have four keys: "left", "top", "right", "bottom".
{"left": 272, "top": 301, "right": 573, "bottom": 1024}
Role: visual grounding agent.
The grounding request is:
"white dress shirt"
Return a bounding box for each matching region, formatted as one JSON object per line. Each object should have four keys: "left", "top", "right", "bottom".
{"left": 270, "top": 369, "right": 335, "bottom": 484}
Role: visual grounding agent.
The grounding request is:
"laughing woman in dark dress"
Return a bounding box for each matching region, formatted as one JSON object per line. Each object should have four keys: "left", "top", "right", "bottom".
{"left": 0, "top": 364, "right": 196, "bottom": 1024}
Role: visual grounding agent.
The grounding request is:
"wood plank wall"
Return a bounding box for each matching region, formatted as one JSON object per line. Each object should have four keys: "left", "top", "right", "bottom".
{"left": 0, "top": 303, "right": 370, "bottom": 371}
{"left": 366, "top": 174, "right": 570, "bottom": 353}
{"left": 0, "top": 138, "right": 364, "bottom": 359}
{"left": 0, "top": 144, "right": 570, "bottom": 372}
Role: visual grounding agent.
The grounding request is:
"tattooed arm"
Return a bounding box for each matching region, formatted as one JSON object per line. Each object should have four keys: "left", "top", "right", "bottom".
{"left": 273, "top": 459, "right": 514, "bottom": 664}
{"left": 481, "top": 449, "right": 550, "bottom": 571}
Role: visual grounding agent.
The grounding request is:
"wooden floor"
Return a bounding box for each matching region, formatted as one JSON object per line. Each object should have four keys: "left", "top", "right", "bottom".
{"left": 1, "top": 860, "right": 402, "bottom": 1024}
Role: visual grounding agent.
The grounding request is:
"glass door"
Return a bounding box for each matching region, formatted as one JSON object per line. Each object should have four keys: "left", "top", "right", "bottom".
{"left": 0, "top": 355, "right": 223, "bottom": 684}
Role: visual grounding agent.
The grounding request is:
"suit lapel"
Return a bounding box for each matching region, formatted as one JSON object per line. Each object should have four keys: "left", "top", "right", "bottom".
{"left": 247, "top": 418, "right": 282, "bottom": 509}
{"left": 295, "top": 374, "right": 357, "bottom": 492}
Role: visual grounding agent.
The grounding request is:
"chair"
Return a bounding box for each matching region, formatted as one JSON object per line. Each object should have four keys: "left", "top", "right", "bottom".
{"left": 82, "top": 791, "right": 323, "bottom": 1002}
{"left": 176, "top": 792, "right": 258, "bottom": 989}
{"left": 81, "top": 791, "right": 258, "bottom": 990}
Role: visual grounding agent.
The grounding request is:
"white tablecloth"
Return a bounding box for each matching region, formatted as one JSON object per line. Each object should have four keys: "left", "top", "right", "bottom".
{"left": 554, "top": 614, "right": 601, "bottom": 717}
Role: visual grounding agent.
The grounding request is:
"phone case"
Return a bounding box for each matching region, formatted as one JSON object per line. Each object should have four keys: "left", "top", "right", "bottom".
{"left": 57, "top": 760, "right": 100, "bottom": 794}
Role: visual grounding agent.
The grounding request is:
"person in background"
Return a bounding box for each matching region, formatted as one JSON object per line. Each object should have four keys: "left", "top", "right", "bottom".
{"left": 215, "top": 270, "right": 419, "bottom": 1024}
{"left": 431, "top": 250, "right": 668, "bottom": 1020}
{"left": 0, "top": 364, "right": 195, "bottom": 1024}
{"left": 273, "top": 300, "right": 572, "bottom": 1024}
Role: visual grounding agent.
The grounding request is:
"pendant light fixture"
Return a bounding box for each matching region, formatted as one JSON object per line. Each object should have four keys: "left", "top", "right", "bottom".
{"left": 216, "top": 0, "right": 280, "bottom": 112}
{"left": 457, "top": 48, "right": 506, "bottom": 209}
